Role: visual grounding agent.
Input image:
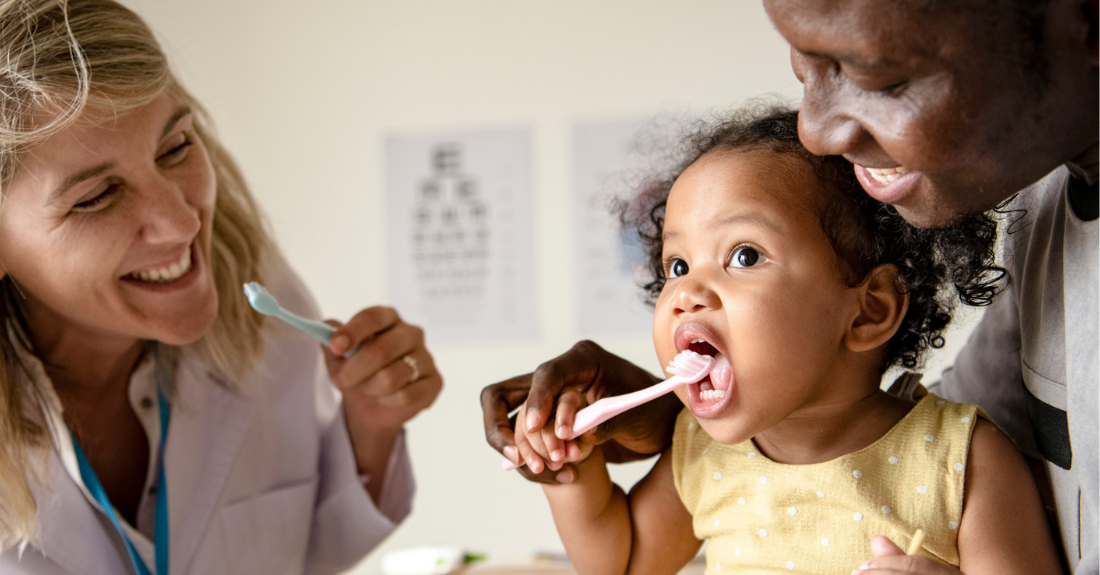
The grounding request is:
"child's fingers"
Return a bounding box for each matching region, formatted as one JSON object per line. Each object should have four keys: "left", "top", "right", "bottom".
{"left": 540, "top": 423, "right": 567, "bottom": 468}
{"left": 515, "top": 404, "right": 552, "bottom": 473}
{"left": 853, "top": 556, "right": 957, "bottom": 574}
{"left": 870, "top": 535, "right": 906, "bottom": 557}
{"left": 553, "top": 387, "right": 586, "bottom": 440}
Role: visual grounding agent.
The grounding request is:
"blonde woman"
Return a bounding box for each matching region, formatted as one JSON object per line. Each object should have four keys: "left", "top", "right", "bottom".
{"left": 0, "top": 1, "right": 442, "bottom": 573}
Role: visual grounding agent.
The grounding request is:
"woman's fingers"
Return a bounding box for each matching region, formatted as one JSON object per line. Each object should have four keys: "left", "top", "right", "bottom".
{"left": 326, "top": 320, "right": 425, "bottom": 396}
{"left": 328, "top": 306, "right": 401, "bottom": 356}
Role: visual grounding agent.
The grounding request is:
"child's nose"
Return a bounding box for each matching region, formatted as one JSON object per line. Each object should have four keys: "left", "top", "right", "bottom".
{"left": 671, "top": 275, "right": 720, "bottom": 316}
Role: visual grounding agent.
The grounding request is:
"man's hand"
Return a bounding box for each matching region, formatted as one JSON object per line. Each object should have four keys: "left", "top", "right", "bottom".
{"left": 481, "top": 340, "right": 682, "bottom": 484}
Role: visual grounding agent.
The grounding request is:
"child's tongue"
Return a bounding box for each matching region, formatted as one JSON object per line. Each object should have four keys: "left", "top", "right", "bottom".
{"left": 698, "top": 353, "right": 732, "bottom": 392}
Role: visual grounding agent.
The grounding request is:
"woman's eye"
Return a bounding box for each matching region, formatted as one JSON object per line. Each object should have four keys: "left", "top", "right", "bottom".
{"left": 729, "top": 246, "right": 765, "bottom": 268}
{"left": 72, "top": 184, "right": 121, "bottom": 211}
{"left": 667, "top": 258, "right": 689, "bottom": 278}
{"left": 157, "top": 136, "right": 193, "bottom": 165}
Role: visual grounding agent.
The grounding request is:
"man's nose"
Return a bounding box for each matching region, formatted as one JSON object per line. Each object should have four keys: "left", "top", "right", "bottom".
{"left": 791, "top": 50, "right": 866, "bottom": 158}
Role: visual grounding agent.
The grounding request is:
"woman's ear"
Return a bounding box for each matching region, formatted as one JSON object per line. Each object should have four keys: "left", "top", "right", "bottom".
{"left": 845, "top": 264, "right": 908, "bottom": 353}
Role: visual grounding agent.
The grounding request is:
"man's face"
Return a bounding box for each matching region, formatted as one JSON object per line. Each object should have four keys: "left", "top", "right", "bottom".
{"left": 764, "top": 0, "right": 1098, "bottom": 227}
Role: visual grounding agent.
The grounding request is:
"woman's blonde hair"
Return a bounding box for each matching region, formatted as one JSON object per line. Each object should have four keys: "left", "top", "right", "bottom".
{"left": 0, "top": 0, "right": 275, "bottom": 548}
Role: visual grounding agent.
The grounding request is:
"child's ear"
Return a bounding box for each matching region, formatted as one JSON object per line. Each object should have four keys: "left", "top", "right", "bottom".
{"left": 845, "top": 264, "right": 908, "bottom": 353}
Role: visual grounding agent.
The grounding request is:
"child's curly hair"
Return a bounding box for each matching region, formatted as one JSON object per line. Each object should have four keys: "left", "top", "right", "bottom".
{"left": 618, "top": 104, "right": 1004, "bottom": 371}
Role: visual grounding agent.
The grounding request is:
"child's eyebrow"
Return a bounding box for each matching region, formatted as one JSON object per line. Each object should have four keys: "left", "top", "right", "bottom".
{"left": 663, "top": 212, "right": 783, "bottom": 240}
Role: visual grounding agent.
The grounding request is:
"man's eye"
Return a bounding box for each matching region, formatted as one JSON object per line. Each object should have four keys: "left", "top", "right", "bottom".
{"left": 666, "top": 258, "right": 689, "bottom": 278}
{"left": 729, "top": 246, "right": 765, "bottom": 268}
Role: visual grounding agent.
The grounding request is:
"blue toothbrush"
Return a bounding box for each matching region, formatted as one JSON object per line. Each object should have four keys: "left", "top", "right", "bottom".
{"left": 243, "top": 282, "right": 358, "bottom": 357}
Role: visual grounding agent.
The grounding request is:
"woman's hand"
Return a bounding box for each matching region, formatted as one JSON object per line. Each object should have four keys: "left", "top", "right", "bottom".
{"left": 853, "top": 536, "right": 962, "bottom": 574}
{"left": 481, "top": 340, "right": 682, "bottom": 484}
{"left": 322, "top": 307, "right": 442, "bottom": 500}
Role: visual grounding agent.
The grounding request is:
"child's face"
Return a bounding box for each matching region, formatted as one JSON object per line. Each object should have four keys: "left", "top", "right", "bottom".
{"left": 653, "top": 150, "right": 862, "bottom": 444}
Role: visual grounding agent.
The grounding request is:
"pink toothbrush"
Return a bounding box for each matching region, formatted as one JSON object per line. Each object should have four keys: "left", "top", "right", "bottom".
{"left": 502, "top": 350, "right": 715, "bottom": 471}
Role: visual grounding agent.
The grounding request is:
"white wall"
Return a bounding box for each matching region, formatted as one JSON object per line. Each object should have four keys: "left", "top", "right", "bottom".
{"left": 119, "top": 1, "right": 981, "bottom": 572}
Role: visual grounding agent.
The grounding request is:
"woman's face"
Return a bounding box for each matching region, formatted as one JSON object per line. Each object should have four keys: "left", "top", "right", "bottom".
{"left": 653, "top": 150, "right": 859, "bottom": 445}
{"left": 0, "top": 93, "right": 219, "bottom": 348}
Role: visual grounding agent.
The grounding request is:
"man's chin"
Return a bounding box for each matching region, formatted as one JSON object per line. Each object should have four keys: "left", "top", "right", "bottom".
{"left": 891, "top": 202, "right": 963, "bottom": 229}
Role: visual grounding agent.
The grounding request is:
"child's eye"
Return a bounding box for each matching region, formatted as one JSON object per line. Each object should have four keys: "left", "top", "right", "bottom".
{"left": 666, "top": 258, "right": 689, "bottom": 278}
{"left": 729, "top": 246, "right": 765, "bottom": 268}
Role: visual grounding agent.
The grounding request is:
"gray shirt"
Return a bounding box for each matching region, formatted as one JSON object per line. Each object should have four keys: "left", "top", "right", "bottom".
{"left": 929, "top": 167, "right": 1098, "bottom": 573}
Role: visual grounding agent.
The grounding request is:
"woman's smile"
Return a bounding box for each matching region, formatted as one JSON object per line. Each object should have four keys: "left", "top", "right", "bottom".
{"left": 0, "top": 93, "right": 220, "bottom": 350}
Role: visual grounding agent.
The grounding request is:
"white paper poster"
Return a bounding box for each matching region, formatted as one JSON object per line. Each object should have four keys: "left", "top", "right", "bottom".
{"left": 385, "top": 128, "right": 538, "bottom": 344}
{"left": 571, "top": 118, "right": 658, "bottom": 337}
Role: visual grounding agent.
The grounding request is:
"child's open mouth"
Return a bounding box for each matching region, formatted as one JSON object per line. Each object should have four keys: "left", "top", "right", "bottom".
{"left": 684, "top": 338, "right": 734, "bottom": 414}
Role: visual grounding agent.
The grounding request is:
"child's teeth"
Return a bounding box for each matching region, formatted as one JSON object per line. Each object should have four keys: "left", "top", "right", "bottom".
{"left": 691, "top": 338, "right": 705, "bottom": 344}
{"left": 864, "top": 165, "right": 910, "bottom": 184}
{"left": 700, "top": 389, "right": 726, "bottom": 402}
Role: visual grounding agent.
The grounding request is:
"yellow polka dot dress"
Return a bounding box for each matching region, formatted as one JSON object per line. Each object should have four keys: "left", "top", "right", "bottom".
{"left": 671, "top": 392, "right": 981, "bottom": 574}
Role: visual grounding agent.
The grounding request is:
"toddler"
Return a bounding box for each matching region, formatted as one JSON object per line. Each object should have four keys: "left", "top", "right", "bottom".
{"left": 512, "top": 107, "right": 1062, "bottom": 574}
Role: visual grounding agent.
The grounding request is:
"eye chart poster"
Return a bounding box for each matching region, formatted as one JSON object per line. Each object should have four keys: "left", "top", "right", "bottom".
{"left": 571, "top": 118, "right": 659, "bottom": 337}
{"left": 384, "top": 128, "right": 539, "bottom": 344}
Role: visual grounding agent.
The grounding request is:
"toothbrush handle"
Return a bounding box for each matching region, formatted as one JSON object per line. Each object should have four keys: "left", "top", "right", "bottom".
{"left": 273, "top": 308, "right": 336, "bottom": 345}
{"left": 274, "top": 310, "right": 362, "bottom": 359}
{"left": 568, "top": 376, "right": 685, "bottom": 439}
{"left": 500, "top": 375, "right": 685, "bottom": 471}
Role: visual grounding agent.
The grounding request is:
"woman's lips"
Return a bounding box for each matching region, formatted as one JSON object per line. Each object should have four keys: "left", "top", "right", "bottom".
{"left": 853, "top": 164, "right": 922, "bottom": 205}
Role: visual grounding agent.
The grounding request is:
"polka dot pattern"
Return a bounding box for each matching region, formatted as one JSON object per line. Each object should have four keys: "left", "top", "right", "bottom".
{"left": 671, "top": 394, "right": 978, "bottom": 572}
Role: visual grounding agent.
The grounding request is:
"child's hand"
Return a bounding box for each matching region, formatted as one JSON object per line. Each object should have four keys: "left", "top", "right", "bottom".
{"left": 852, "top": 535, "right": 963, "bottom": 574}
{"left": 512, "top": 398, "right": 595, "bottom": 479}
{"left": 483, "top": 340, "right": 682, "bottom": 485}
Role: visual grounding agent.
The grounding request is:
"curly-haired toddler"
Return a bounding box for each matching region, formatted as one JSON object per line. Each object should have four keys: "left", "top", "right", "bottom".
{"left": 511, "top": 107, "right": 1063, "bottom": 574}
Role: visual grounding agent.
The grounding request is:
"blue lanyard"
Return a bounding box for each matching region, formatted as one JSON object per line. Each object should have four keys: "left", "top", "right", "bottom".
{"left": 71, "top": 356, "right": 170, "bottom": 575}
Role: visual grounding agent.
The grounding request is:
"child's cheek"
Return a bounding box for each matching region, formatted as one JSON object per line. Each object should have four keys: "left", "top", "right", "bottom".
{"left": 673, "top": 386, "right": 690, "bottom": 406}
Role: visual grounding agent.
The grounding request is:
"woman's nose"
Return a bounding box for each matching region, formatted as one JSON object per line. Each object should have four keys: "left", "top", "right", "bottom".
{"left": 670, "top": 275, "right": 721, "bottom": 316}
{"left": 137, "top": 178, "right": 201, "bottom": 245}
